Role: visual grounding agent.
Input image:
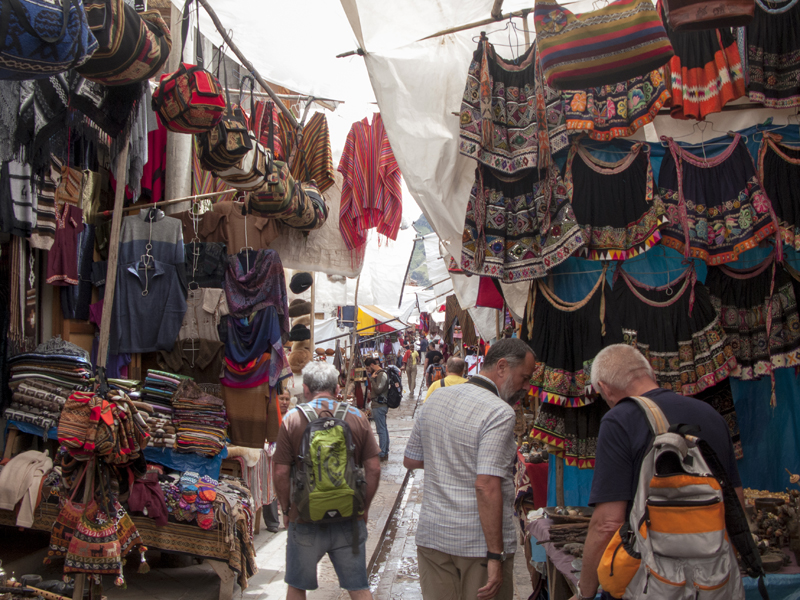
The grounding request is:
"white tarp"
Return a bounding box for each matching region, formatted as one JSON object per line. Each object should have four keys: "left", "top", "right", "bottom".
{"left": 313, "top": 224, "right": 419, "bottom": 314}
{"left": 313, "top": 317, "right": 349, "bottom": 351}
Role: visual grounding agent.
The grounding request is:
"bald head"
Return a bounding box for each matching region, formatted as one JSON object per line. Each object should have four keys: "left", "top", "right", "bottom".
{"left": 446, "top": 357, "right": 466, "bottom": 377}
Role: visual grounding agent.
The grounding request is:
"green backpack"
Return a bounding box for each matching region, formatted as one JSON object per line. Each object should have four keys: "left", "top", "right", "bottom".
{"left": 292, "top": 402, "right": 367, "bottom": 524}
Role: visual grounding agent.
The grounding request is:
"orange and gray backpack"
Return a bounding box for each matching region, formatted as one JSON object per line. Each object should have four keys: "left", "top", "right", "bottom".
{"left": 598, "top": 396, "right": 767, "bottom": 600}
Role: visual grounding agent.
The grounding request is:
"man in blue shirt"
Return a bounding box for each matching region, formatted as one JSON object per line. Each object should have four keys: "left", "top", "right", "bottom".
{"left": 572, "top": 344, "right": 744, "bottom": 600}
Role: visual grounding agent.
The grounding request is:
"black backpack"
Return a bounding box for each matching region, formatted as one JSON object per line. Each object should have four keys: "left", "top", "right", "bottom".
{"left": 385, "top": 365, "right": 403, "bottom": 409}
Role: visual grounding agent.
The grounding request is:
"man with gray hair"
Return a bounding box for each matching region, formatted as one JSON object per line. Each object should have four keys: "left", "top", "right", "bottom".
{"left": 571, "top": 344, "right": 744, "bottom": 600}
{"left": 273, "top": 362, "right": 382, "bottom": 600}
{"left": 404, "top": 338, "right": 536, "bottom": 600}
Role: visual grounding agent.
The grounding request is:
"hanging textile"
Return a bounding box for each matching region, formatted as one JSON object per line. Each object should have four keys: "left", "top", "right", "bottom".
{"left": 524, "top": 267, "right": 622, "bottom": 408}
{"left": 190, "top": 142, "right": 236, "bottom": 203}
{"left": 279, "top": 111, "right": 335, "bottom": 193}
{"left": 562, "top": 70, "right": 669, "bottom": 140}
{"left": 746, "top": 0, "right": 800, "bottom": 108}
{"left": 613, "top": 265, "right": 737, "bottom": 395}
{"left": 706, "top": 254, "right": 800, "bottom": 380}
{"left": 563, "top": 142, "right": 667, "bottom": 261}
{"left": 459, "top": 37, "right": 567, "bottom": 173}
{"left": 660, "top": 3, "right": 746, "bottom": 119}
{"left": 758, "top": 132, "right": 800, "bottom": 250}
{"left": 460, "top": 165, "right": 584, "bottom": 282}
{"left": 658, "top": 134, "right": 777, "bottom": 265}
{"left": 338, "top": 113, "right": 402, "bottom": 253}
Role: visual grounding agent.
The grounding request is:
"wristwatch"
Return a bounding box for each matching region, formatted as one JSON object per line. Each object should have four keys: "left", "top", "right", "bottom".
{"left": 486, "top": 551, "right": 506, "bottom": 562}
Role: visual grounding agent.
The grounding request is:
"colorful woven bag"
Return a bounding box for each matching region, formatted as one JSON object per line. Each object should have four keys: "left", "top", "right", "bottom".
{"left": 76, "top": 0, "right": 171, "bottom": 86}
{"left": 0, "top": 0, "right": 98, "bottom": 80}
{"left": 283, "top": 181, "right": 329, "bottom": 232}
{"left": 64, "top": 499, "right": 122, "bottom": 579}
{"left": 58, "top": 391, "right": 96, "bottom": 455}
{"left": 247, "top": 160, "right": 296, "bottom": 217}
{"left": 45, "top": 465, "right": 88, "bottom": 564}
{"left": 534, "top": 0, "right": 674, "bottom": 90}
{"left": 196, "top": 68, "right": 253, "bottom": 173}
{"left": 151, "top": 0, "right": 224, "bottom": 133}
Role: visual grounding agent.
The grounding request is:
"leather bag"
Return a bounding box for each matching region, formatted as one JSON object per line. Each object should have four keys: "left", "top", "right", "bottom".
{"left": 663, "top": 0, "right": 754, "bottom": 30}
{"left": 152, "top": 0, "right": 225, "bottom": 133}
{"left": 0, "top": 0, "right": 98, "bottom": 80}
{"left": 196, "top": 63, "right": 253, "bottom": 173}
{"left": 534, "top": 0, "right": 674, "bottom": 90}
{"left": 76, "top": 0, "right": 171, "bottom": 86}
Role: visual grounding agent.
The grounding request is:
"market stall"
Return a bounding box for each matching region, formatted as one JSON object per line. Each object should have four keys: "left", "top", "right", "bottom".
{"left": 0, "top": 0, "right": 408, "bottom": 597}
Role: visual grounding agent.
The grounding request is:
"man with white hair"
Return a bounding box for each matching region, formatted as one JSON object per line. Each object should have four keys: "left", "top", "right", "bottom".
{"left": 571, "top": 344, "right": 744, "bottom": 600}
{"left": 273, "top": 362, "right": 381, "bottom": 600}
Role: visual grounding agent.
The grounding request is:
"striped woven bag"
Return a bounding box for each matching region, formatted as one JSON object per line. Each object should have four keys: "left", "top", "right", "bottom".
{"left": 534, "top": 0, "right": 674, "bottom": 90}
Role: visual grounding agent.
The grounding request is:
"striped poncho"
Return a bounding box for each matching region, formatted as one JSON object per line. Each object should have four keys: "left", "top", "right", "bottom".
{"left": 337, "top": 113, "right": 402, "bottom": 252}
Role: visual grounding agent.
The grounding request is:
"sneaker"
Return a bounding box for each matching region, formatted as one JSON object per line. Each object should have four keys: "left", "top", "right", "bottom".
{"left": 266, "top": 525, "right": 279, "bottom": 533}
{"left": 379, "top": 454, "right": 389, "bottom": 462}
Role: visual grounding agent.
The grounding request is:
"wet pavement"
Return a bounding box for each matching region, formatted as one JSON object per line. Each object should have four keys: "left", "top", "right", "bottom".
{"left": 96, "top": 366, "right": 534, "bottom": 599}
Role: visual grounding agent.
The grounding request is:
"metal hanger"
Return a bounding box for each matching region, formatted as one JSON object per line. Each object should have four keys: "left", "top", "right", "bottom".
{"left": 662, "top": 122, "right": 740, "bottom": 161}
{"left": 138, "top": 208, "right": 158, "bottom": 296}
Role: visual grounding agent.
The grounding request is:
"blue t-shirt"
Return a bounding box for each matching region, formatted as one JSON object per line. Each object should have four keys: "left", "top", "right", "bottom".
{"left": 419, "top": 338, "right": 428, "bottom": 353}
{"left": 589, "top": 388, "right": 742, "bottom": 508}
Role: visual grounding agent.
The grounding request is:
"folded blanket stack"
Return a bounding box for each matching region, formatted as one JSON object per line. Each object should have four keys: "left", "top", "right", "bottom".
{"left": 172, "top": 379, "right": 228, "bottom": 457}
{"left": 5, "top": 340, "right": 92, "bottom": 435}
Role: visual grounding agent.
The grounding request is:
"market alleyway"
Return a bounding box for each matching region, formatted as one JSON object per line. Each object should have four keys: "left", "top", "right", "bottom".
{"left": 95, "top": 366, "right": 532, "bottom": 600}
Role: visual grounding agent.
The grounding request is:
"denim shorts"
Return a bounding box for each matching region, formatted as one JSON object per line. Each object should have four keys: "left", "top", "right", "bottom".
{"left": 285, "top": 519, "right": 369, "bottom": 591}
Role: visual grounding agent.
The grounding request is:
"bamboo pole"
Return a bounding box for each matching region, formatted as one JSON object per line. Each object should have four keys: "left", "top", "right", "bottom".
{"left": 556, "top": 456, "right": 565, "bottom": 507}
{"left": 196, "top": 0, "right": 298, "bottom": 129}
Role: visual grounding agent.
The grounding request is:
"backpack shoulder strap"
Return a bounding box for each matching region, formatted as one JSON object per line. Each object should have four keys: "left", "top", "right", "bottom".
{"left": 333, "top": 402, "right": 349, "bottom": 421}
{"left": 298, "top": 403, "right": 318, "bottom": 423}
{"left": 627, "top": 395, "right": 669, "bottom": 436}
{"left": 440, "top": 378, "right": 446, "bottom": 388}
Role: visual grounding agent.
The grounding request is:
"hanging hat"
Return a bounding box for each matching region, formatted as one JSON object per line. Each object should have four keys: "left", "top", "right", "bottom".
{"left": 290, "top": 272, "right": 313, "bottom": 294}
{"left": 288, "top": 299, "right": 312, "bottom": 318}
{"left": 289, "top": 324, "right": 311, "bottom": 341}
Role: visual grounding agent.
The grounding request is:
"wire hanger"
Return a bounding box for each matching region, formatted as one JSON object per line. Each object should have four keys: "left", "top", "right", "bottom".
{"left": 662, "top": 122, "right": 740, "bottom": 161}
{"left": 138, "top": 208, "right": 158, "bottom": 296}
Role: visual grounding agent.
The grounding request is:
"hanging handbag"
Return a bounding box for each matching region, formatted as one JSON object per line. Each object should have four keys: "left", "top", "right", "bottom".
{"left": 46, "top": 464, "right": 88, "bottom": 564}
{"left": 663, "top": 0, "right": 754, "bottom": 30}
{"left": 282, "top": 181, "right": 328, "bottom": 232}
{"left": 247, "top": 160, "right": 296, "bottom": 217}
{"left": 0, "top": 0, "right": 98, "bottom": 80}
{"left": 534, "top": 0, "right": 674, "bottom": 90}
{"left": 76, "top": 0, "right": 171, "bottom": 86}
{"left": 196, "top": 57, "right": 253, "bottom": 173}
{"left": 55, "top": 165, "right": 84, "bottom": 206}
{"left": 64, "top": 472, "right": 123, "bottom": 581}
{"left": 152, "top": 0, "right": 225, "bottom": 133}
{"left": 58, "top": 391, "right": 97, "bottom": 455}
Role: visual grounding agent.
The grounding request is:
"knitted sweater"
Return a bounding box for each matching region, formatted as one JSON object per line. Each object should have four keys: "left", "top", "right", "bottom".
{"left": 0, "top": 450, "right": 53, "bottom": 527}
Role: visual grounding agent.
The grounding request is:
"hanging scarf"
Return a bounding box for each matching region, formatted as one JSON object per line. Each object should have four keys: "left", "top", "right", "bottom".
{"left": 224, "top": 249, "right": 290, "bottom": 335}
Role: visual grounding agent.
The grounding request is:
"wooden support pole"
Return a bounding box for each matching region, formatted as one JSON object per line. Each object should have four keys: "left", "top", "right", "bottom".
{"left": 196, "top": 0, "right": 299, "bottom": 129}
{"left": 342, "top": 275, "right": 361, "bottom": 396}
{"left": 71, "top": 460, "right": 95, "bottom": 600}
{"left": 420, "top": 7, "right": 533, "bottom": 40}
{"left": 310, "top": 272, "right": 316, "bottom": 346}
{"left": 555, "top": 455, "right": 565, "bottom": 507}
{"left": 491, "top": 0, "right": 505, "bottom": 20}
{"left": 96, "top": 132, "right": 131, "bottom": 369}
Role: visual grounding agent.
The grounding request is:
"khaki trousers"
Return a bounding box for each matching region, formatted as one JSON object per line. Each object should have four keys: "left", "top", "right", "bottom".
{"left": 417, "top": 546, "right": 514, "bottom": 600}
{"left": 407, "top": 365, "right": 417, "bottom": 395}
